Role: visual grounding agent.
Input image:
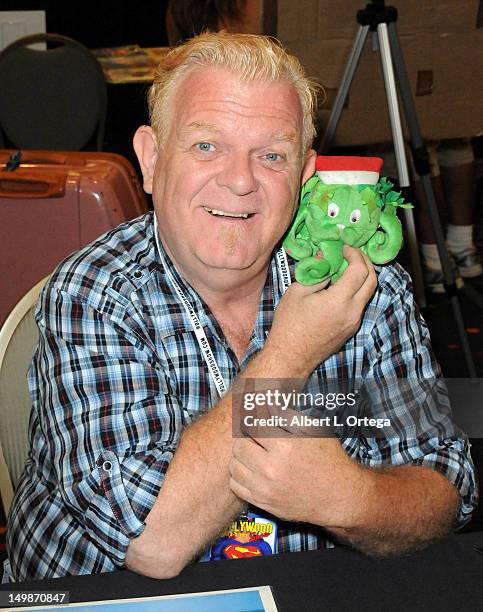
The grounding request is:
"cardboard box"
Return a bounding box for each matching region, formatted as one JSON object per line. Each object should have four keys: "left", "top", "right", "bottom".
{"left": 278, "top": 0, "right": 482, "bottom": 41}
{"left": 427, "top": 31, "right": 483, "bottom": 140}
{"left": 278, "top": 1, "right": 483, "bottom": 145}
{"left": 285, "top": 34, "right": 428, "bottom": 145}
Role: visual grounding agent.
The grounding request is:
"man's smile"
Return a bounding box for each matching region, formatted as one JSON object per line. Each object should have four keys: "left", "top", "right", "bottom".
{"left": 203, "top": 206, "right": 254, "bottom": 219}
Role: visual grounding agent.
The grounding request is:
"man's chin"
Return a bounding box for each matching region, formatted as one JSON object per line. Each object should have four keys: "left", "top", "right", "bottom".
{"left": 199, "top": 256, "right": 257, "bottom": 272}
{"left": 196, "top": 248, "right": 265, "bottom": 273}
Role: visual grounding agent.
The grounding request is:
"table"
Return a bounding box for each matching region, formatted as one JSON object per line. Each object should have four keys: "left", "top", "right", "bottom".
{"left": 92, "top": 46, "right": 171, "bottom": 85}
{"left": 2, "top": 533, "right": 483, "bottom": 611}
{"left": 91, "top": 45, "right": 169, "bottom": 190}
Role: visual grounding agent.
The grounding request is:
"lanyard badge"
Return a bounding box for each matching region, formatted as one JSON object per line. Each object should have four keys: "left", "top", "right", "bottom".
{"left": 201, "top": 512, "right": 278, "bottom": 561}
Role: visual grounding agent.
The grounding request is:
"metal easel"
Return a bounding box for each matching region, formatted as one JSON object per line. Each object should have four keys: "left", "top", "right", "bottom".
{"left": 319, "top": 0, "right": 476, "bottom": 377}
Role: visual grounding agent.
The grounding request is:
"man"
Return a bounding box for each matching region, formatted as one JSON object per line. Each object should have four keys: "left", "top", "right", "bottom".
{"left": 5, "top": 32, "right": 477, "bottom": 582}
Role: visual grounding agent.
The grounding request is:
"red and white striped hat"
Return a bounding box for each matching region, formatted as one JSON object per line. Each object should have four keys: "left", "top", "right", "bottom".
{"left": 315, "top": 156, "right": 383, "bottom": 185}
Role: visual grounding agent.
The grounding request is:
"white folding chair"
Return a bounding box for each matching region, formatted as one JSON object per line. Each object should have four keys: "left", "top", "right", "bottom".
{"left": 0, "top": 276, "right": 48, "bottom": 515}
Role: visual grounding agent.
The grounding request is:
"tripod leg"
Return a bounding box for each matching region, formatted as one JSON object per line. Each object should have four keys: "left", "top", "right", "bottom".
{"left": 376, "top": 22, "right": 426, "bottom": 308}
{"left": 386, "top": 23, "right": 476, "bottom": 377}
{"left": 387, "top": 23, "right": 454, "bottom": 286}
{"left": 320, "top": 25, "right": 370, "bottom": 153}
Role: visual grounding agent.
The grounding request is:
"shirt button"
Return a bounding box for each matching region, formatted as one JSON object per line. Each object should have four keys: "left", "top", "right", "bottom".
{"left": 102, "top": 460, "right": 113, "bottom": 472}
{"left": 133, "top": 270, "right": 142, "bottom": 279}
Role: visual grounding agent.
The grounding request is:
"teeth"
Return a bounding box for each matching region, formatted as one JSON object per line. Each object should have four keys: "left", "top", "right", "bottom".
{"left": 203, "top": 206, "right": 249, "bottom": 218}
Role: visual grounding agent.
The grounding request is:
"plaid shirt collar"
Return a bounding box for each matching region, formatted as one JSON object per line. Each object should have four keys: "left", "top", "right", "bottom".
{"left": 150, "top": 214, "right": 282, "bottom": 350}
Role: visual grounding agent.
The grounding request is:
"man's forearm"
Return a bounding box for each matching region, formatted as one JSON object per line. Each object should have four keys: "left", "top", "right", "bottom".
{"left": 328, "top": 464, "right": 460, "bottom": 555}
{"left": 126, "top": 345, "right": 307, "bottom": 578}
{"left": 125, "top": 390, "right": 241, "bottom": 578}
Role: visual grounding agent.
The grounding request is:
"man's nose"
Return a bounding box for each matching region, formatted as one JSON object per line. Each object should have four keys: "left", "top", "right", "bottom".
{"left": 216, "top": 153, "right": 259, "bottom": 196}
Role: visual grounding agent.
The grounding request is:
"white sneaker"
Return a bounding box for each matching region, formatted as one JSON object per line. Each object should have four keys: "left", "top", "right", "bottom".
{"left": 423, "top": 256, "right": 464, "bottom": 295}
{"left": 452, "top": 248, "right": 483, "bottom": 278}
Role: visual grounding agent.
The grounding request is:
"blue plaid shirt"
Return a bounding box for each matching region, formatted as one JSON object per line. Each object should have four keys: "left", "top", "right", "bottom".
{"left": 6, "top": 212, "right": 477, "bottom": 581}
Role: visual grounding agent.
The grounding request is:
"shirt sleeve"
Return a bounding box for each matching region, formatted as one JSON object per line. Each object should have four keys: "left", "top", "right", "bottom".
{"left": 30, "top": 283, "right": 188, "bottom": 566}
{"left": 358, "top": 265, "right": 479, "bottom": 528}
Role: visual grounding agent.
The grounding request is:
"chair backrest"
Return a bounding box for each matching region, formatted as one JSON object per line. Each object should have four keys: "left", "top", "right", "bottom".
{"left": 0, "top": 276, "right": 48, "bottom": 516}
{"left": 0, "top": 33, "right": 107, "bottom": 151}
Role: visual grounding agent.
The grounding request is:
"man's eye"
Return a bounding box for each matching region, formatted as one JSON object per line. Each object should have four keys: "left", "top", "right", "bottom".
{"left": 195, "top": 143, "right": 214, "bottom": 152}
{"left": 264, "top": 152, "right": 282, "bottom": 162}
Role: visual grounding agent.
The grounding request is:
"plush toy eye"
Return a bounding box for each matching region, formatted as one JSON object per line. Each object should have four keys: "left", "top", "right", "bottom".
{"left": 349, "top": 209, "right": 361, "bottom": 224}
{"left": 327, "top": 203, "right": 339, "bottom": 218}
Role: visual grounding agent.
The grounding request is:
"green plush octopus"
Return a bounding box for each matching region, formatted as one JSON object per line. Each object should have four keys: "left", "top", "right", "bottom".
{"left": 283, "top": 156, "right": 411, "bottom": 285}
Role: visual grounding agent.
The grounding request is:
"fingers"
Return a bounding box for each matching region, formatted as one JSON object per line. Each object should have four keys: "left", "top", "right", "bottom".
{"left": 354, "top": 248, "right": 377, "bottom": 301}
{"left": 288, "top": 276, "right": 331, "bottom": 297}
{"left": 229, "top": 441, "right": 264, "bottom": 506}
{"left": 229, "top": 476, "right": 254, "bottom": 504}
{"left": 286, "top": 247, "right": 375, "bottom": 299}
{"left": 232, "top": 437, "right": 267, "bottom": 471}
{"left": 339, "top": 245, "right": 371, "bottom": 288}
{"left": 335, "top": 246, "right": 377, "bottom": 300}
{"left": 229, "top": 451, "right": 253, "bottom": 484}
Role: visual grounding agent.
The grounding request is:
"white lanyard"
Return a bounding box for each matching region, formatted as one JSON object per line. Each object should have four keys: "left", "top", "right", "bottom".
{"left": 153, "top": 214, "right": 291, "bottom": 397}
{"left": 275, "top": 245, "right": 292, "bottom": 294}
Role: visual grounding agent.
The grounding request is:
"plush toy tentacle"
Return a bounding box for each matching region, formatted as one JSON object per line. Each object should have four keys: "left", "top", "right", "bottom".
{"left": 331, "top": 258, "right": 349, "bottom": 282}
{"left": 283, "top": 207, "right": 312, "bottom": 260}
{"left": 294, "top": 254, "right": 331, "bottom": 285}
{"left": 283, "top": 176, "right": 321, "bottom": 260}
{"left": 365, "top": 207, "right": 403, "bottom": 264}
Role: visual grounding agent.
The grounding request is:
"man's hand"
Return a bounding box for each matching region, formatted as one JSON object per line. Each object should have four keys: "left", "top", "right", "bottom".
{"left": 229, "top": 424, "right": 460, "bottom": 556}
{"left": 265, "top": 246, "right": 377, "bottom": 377}
{"left": 229, "top": 428, "right": 365, "bottom": 527}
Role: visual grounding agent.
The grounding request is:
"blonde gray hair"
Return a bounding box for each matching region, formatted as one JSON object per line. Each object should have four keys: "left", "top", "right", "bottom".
{"left": 148, "top": 31, "right": 320, "bottom": 150}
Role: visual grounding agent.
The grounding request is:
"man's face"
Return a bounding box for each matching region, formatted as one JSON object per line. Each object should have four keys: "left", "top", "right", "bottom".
{"left": 135, "top": 67, "right": 315, "bottom": 281}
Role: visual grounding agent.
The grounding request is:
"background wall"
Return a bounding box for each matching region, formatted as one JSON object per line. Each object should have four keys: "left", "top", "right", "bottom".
{"left": 277, "top": 0, "right": 483, "bottom": 146}
{"left": 0, "top": 1, "right": 170, "bottom": 48}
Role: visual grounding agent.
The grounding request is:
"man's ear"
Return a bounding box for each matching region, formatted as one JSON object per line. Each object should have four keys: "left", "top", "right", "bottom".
{"left": 301, "top": 148, "right": 317, "bottom": 185}
{"left": 133, "top": 126, "right": 158, "bottom": 194}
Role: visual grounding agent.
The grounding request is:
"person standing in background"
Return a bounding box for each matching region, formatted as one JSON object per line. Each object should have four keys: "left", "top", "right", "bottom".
{"left": 413, "top": 140, "right": 482, "bottom": 294}
{"left": 166, "top": 0, "right": 261, "bottom": 44}
{"left": 372, "top": 139, "right": 482, "bottom": 294}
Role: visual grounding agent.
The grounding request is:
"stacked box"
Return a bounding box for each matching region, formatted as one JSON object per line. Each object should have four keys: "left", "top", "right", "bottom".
{"left": 278, "top": 0, "right": 483, "bottom": 145}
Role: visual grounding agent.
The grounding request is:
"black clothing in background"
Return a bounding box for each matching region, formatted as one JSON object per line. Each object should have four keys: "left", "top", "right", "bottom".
{"left": 1, "top": 1, "right": 170, "bottom": 49}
